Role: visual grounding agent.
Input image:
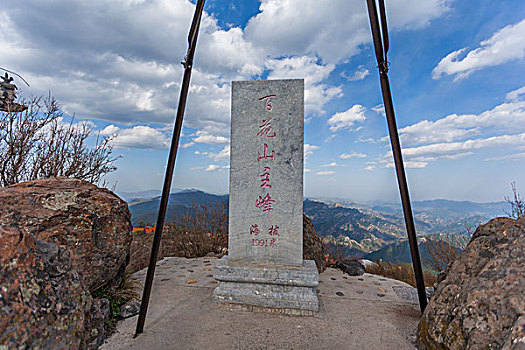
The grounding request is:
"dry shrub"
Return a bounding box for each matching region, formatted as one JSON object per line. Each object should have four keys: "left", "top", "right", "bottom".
{"left": 0, "top": 95, "right": 117, "bottom": 187}
{"left": 425, "top": 233, "right": 469, "bottom": 273}
{"left": 366, "top": 260, "right": 436, "bottom": 287}
{"left": 127, "top": 202, "right": 228, "bottom": 274}
{"left": 505, "top": 181, "right": 524, "bottom": 219}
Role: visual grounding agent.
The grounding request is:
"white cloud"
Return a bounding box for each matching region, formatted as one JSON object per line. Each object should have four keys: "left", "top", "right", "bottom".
{"left": 266, "top": 56, "right": 341, "bottom": 114}
{"left": 372, "top": 104, "right": 386, "bottom": 117}
{"left": 396, "top": 97, "right": 525, "bottom": 145}
{"left": 100, "top": 124, "right": 120, "bottom": 136}
{"left": 485, "top": 152, "right": 525, "bottom": 161}
{"left": 322, "top": 162, "right": 338, "bottom": 167}
{"left": 182, "top": 142, "right": 195, "bottom": 148}
{"left": 341, "top": 65, "right": 369, "bottom": 81}
{"left": 205, "top": 164, "right": 220, "bottom": 172}
{"left": 304, "top": 168, "right": 312, "bottom": 172}
{"left": 506, "top": 86, "right": 525, "bottom": 101}
{"left": 1, "top": 0, "right": 451, "bottom": 144}
{"left": 193, "top": 130, "right": 229, "bottom": 144}
{"left": 385, "top": 160, "right": 428, "bottom": 169}
{"left": 112, "top": 126, "right": 170, "bottom": 149}
{"left": 245, "top": 0, "right": 449, "bottom": 64}
{"left": 339, "top": 152, "right": 366, "bottom": 159}
{"left": 364, "top": 165, "right": 376, "bottom": 171}
{"left": 316, "top": 170, "right": 335, "bottom": 175}
{"left": 328, "top": 105, "right": 366, "bottom": 132}
{"left": 304, "top": 144, "right": 319, "bottom": 157}
{"left": 209, "top": 145, "right": 230, "bottom": 162}
{"left": 433, "top": 19, "right": 525, "bottom": 80}
{"left": 402, "top": 133, "right": 525, "bottom": 158}
{"left": 205, "top": 164, "right": 228, "bottom": 172}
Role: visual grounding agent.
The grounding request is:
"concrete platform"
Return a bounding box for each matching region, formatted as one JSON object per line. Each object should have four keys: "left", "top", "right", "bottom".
{"left": 101, "top": 257, "right": 422, "bottom": 350}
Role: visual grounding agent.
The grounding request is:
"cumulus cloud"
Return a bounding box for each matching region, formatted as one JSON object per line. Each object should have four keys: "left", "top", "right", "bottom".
{"left": 111, "top": 126, "right": 170, "bottom": 149}
{"left": 372, "top": 104, "right": 386, "bottom": 117}
{"left": 339, "top": 152, "right": 366, "bottom": 159}
{"left": 396, "top": 95, "right": 525, "bottom": 145}
{"left": 245, "top": 0, "right": 449, "bottom": 64}
{"left": 266, "top": 56, "right": 341, "bottom": 114}
{"left": 328, "top": 105, "right": 366, "bottom": 132}
{"left": 304, "top": 144, "right": 320, "bottom": 157}
{"left": 193, "top": 130, "right": 229, "bottom": 144}
{"left": 205, "top": 164, "right": 228, "bottom": 172}
{"left": 402, "top": 133, "right": 525, "bottom": 158}
{"left": 209, "top": 145, "right": 230, "bottom": 162}
{"left": 316, "top": 170, "right": 335, "bottom": 175}
{"left": 506, "top": 86, "right": 525, "bottom": 101}
{"left": 341, "top": 65, "right": 369, "bottom": 81}
{"left": 182, "top": 142, "right": 195, "bottom": 148}
{"left": 205, "top": 164, "right": 220, "bottom": 172}
{"left": 322, "top": 162, "right": 338, "bottom": 167}
{"left": 433, "top": 19, "right": 525, "bottom": 80}
{"left": 1, "top": 0, "right": 452, "bottom": 152}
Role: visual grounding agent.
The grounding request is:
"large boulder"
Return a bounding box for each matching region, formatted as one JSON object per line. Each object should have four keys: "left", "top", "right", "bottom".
{"left": 0, "top": 227, "right": 104, "bottom": 349}
{"left": 0, "top": 177, "right": 132, "bottom": 291}
{"left": 303, "top": 214, "right": 326, "bottom": 273}
{"left": 417, "top": 217, "right": 525, "bottom": 349}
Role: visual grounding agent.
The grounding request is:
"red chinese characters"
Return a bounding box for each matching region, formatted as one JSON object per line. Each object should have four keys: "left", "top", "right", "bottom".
{"left": 250, "top": 224, "right": 260, "bottom": 236}
{"left": 257, "top": 118, "right": 276, "bottom": 138}
{"left": 252, "top": 93, "right": 280, "bottom": 248}
{"left": 260, "top": 167, "right": 271, "bottom": 188}
{"left": 257, "top": 144, "right": 275, "bottom": 162}
{"left": 255, "top": 193, "right": 275, "bottom": 215}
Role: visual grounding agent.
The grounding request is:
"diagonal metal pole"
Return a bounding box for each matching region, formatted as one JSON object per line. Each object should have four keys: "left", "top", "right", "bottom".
{"left": 135, "top": 0, "right": 206, "bottom": 336}
{"left": 365, "top": 0, "right": 427, "bottom": 313}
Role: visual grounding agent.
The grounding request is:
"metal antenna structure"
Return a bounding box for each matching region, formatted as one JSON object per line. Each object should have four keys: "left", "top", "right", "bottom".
{"left": 135, "top": 0, "right": 206, "bottom": 336}
{"left": 365, "top": 0, "right": 428, "bottom": 313}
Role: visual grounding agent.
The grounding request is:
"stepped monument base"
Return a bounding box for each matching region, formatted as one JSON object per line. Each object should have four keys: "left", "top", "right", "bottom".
{"left": 213, "top": 256, "right": 319, "bottom": 314}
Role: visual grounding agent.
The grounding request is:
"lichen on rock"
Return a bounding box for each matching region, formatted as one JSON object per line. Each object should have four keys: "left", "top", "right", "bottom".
{"left": 0, "top": 177, "right": 133, "bottom": 292}
{"left": 417, "top": 216, "right": 525, "bottom": 349}
{"left": 0, "top": 226, "right": 104, "bottom": 349}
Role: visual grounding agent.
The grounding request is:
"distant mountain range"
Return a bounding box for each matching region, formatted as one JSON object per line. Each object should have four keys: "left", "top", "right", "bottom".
{"left": 126, "top": 189, "right": 509, "bottom": 263}
{"left": 127, "top": 190, "right": 228, "bottom": 226}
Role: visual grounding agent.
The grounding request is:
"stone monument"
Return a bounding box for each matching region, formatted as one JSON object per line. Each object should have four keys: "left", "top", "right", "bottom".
{"left": 213, "top": 79, "right": 319, "bottom": 314}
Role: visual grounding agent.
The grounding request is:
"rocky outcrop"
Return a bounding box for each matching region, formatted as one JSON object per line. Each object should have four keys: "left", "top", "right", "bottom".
{"left": 0, "top": 227, "right": 104, "bottom": 349}
{"left": 0, "top": 177, "right": 132, "bottom": 291}
{"left": 417, "top": 217, "right": 525, "bottom": 349}
{"left": 303, "top": 214, "right": 326, "bottom": 273}
{"left": 336, "top": 259, "right": 365, "bottom": 276}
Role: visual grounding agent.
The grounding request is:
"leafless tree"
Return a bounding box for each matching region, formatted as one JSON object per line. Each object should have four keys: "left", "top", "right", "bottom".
{"left": 505, "top": 182, "right": 524, "bottom": 219}
{"left": 424, "top": 230, "right": 470, "bottom": 273}
{"left": 0, "top": 94, "right": 118, "bottom": 187}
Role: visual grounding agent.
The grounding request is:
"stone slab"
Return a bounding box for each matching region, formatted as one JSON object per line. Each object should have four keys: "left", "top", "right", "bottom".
{"left": 213, "top": 256, "right": 319, "bottom": 312}
{"left": 213, "top": 255, "right": 318, "bottom": 287}
{"left": 229, "top": 79, "right": 304, "bottom": 266}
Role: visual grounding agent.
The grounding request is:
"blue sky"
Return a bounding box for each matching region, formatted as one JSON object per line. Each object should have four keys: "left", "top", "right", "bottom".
{"left": 2, "top": 0, "right": 524, "bottom": 202}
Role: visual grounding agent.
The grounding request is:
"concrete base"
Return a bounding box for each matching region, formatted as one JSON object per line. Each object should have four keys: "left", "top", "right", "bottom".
{"left": 212, "top": 256, "right": 319, "bottom": 313}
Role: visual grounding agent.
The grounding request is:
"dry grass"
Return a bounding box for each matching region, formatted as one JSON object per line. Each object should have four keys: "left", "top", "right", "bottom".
{"left": 127, "top": 202, "right": 228, "bottom": 274}
{"left": 365, "top": 261, "right": 436, "bottom": 287}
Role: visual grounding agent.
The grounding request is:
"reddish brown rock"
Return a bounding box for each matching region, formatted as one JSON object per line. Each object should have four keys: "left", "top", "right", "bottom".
{"left": 303, "top": 214, "right": 326, "bottom": 273}
{"left": 0, "top": 226, "right": 104, "bottom": 349}
{"left": 0, "top": 177, "right": 132, "bottom": 291}
{"left": 417, "top": 216, "right": 525, "bottom": 349}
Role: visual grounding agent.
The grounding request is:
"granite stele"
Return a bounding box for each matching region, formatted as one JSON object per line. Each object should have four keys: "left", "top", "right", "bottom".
{"left": 213, "top": 79, "right": 319, "bottom": 314}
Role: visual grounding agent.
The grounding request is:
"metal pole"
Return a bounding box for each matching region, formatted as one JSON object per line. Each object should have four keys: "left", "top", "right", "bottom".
{"left": 365, "top": 0, "right": 427, "bottom": 313}
{"left": 135, "top": 0, "right": 206, "bottom": 336}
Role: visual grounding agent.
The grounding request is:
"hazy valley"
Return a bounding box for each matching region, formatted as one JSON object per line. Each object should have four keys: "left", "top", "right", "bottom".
{"left": 125, "top": 189, "right": 508, "bottom": 264}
